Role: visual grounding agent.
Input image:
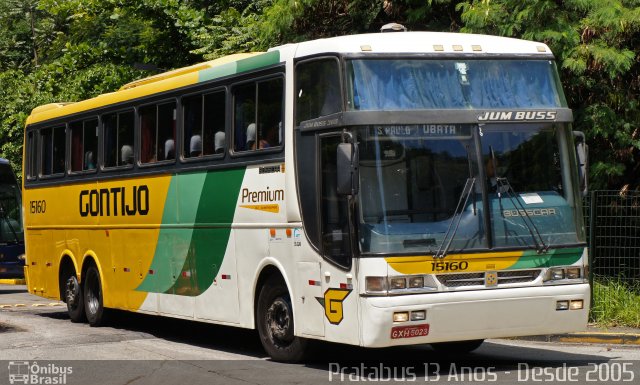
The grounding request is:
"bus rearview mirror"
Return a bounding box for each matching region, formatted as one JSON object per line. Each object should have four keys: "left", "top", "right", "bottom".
{"left": 573, "top": 131, "right": 588, "bottom": 196}
{"left": 337, "top": 142, "right": 359, "bottom": 196}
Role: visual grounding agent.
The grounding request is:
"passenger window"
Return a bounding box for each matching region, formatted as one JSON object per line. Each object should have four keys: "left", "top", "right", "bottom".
{"left": 26, "top": 131, "right": 38, "bottom": 180}
{"left": 183, "top": 90, "right": 226, "bottom": 158}
{"left": 296, "top": 58, "right": 341, "bottom": 125}
{"left": 233, "top": 77, "right": 283, "bottom": 152}
{"left": 40, "top": 125, "right": 66, "bottom": 176}
{"left": 70, "top": 118, "right": 98, "bottom": 172}
{"left": 140, "top": 102, "right": 176, "bottom": 164}
{"left": 104, "top": 111, "right": 134, "bottom": 168}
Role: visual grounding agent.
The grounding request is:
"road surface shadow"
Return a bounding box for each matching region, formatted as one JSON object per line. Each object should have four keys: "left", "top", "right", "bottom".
{"left": 34, "top": 308, "right": 616, "bottom": 371}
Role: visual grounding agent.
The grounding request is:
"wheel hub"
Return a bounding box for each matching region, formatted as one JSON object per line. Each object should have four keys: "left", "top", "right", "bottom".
{"left": 65, "top": 277, "right": 79, "bottom": 307}
{"left": 266, "top": 298, "right": 293, "bottom": 342}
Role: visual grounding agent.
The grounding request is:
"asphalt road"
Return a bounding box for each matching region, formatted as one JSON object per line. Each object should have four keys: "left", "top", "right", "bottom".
{"left": 2, "top": 284, "right": 639, "bottom": 385}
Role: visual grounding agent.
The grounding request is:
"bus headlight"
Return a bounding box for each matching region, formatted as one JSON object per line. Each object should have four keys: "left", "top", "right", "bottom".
{"left": 544, "top": 266, "right": 584, "bottom": 283}
{"left": 366, "top": 276, "right": 387, "bottom": 293}
{"left": 408, "top": 276, "right": 424, "bottom": 288}
{"left": 566, "top": 267, "right": 581, "bottom": 279}
{"left": 365, "top": 275, "right": 438, "bottom": 295}
{"left": 389, "top": 277, "right": 406, "bottom": 290}
{"left": 549, "top": 268, "right": 565, "bottom": 280}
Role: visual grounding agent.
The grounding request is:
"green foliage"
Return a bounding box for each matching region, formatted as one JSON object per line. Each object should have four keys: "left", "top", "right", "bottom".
{"left": 591, "top": 279, "right": 640, "bottom": 328}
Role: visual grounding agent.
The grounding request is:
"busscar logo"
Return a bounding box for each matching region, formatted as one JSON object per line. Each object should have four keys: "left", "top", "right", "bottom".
{"left": 477, "top": 111, "right": 557, "bottom": 122}
{"left": 316, "top": 288, "right": 352, "bottom": 325}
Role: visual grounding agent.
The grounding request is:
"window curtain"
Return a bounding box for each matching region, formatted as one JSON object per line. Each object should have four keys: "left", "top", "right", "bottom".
{"left": 350, "top": 60, "right": 561, "bottom": 110}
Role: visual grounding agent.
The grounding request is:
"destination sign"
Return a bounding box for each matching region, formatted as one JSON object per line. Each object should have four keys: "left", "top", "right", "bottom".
{"left": 369, "top": 124, "right": 472, "bottom": 139}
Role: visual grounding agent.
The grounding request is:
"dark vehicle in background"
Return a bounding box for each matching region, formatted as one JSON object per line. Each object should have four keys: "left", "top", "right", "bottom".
{"left": 0, "top": 158, "right": 24, "bottom": 279}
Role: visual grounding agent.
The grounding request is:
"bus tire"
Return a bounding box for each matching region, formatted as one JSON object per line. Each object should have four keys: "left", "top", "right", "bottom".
{"left": 83, "top": 265, "right": 108, "bottom": 326}
{"left": 430, "top": 339, "right": 484, "bottom": 354}
{"left": 65, "top": 274, "right": 86, "bottom": 323}
{"left": 257, "top": 276, "right": 307, "bottom": 362}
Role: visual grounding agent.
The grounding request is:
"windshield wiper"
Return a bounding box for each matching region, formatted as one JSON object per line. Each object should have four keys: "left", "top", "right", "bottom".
{"left": 494, "top": 177, "right": 548, "bottom": 253}
{"left": 488, "top": 147, "right": 548, "bottom": 254}
{"left": 433, "top": 145, "right": 477, "bottom": 259}
{"left": 433, "top": 177, "right": 476, "bottom": 259}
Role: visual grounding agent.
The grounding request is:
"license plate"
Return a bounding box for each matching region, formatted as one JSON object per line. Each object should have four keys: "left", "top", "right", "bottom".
{"left": 390, "top": 324, "right": 430, "bottom": 339}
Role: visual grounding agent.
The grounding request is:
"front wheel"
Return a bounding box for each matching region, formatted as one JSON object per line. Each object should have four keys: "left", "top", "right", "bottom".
{"left": 65, "top": 274, "right": 86, "bottom": 323}
{"left": 430, "top": 339, "right": 484, "bottom": 354}
{"left": 257, "top": 276, "right": 308, "bottom": 362}
{"left": 83, "top": 265, "right": 108, "bottom": 326}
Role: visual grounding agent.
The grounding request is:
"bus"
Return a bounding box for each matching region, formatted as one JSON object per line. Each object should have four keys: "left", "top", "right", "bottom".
{"left": 22, "top": 29, "right": 590, "bottom": 362}
{"left": 0, "top": 158, "right": 24, "bottom": 279}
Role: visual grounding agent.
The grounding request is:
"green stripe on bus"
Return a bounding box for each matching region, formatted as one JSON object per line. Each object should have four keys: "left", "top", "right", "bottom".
{"left": 166, "top": 167, "right": 246, "bottom": 296}
{"left": 136, "top": 172, "right": 207, "bottom": 293}
{"left": 198, "top": 51, "right": 281, "bottom": 83}
{"left": 198, "top": 62, "right": 238, "bottom": 83}
{"left": 509, "top": 247, "right": 584, "bottom": 270}
{"left": 136, "top": 168, "right": 245, "bottom": 295}
{"left": 235, "top": 51, "right": 280, "bottom": 73}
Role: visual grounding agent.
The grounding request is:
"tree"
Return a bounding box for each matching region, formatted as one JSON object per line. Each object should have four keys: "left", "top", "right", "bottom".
{"left": 457, "top": 0, "right": 640, "bottom": 190}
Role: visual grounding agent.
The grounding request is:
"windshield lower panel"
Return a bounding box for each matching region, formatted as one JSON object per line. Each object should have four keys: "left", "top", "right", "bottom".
{"left": 482, "top": 124, "right": 582, "bottom": 248}
{"left": 356, "top": 123, "right": 584, "bottom": 255}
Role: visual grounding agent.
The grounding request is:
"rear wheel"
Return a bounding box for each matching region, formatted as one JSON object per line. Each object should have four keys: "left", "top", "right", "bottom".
{"left": 64, "top": 274, "right": 86, "bottom": 323}
{"left": 83, "top": 265, "right": 108, "bottom": 326}
{"left": 257, "top": 276, "right": 307, "bottom": 362}
{"left": 430, "top": 339, "right": 484, "bottom": 354}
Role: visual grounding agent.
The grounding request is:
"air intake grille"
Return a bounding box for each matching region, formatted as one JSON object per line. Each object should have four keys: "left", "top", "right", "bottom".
{"left": 436, "top": 269, "right": 542, "bottom": 288}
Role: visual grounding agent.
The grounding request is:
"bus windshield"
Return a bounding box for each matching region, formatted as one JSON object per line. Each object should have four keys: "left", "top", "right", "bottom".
{"left": 0, "top": 164, "right": 23, "bottom": 244}
{"left": 347, "top": 59, "right": 566, "bottom": 110}
{"left": 356, "top": 123, "right": 583, "bottom": 255}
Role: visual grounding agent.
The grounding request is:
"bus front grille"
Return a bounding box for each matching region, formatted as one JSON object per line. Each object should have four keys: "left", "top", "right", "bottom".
{"left": 436, "top": 269, "right": 542, "bottom": 288}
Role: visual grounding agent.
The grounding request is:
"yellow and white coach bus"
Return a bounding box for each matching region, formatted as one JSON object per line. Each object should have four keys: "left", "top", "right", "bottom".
{"left": 23, "top": 28, "right": 590, "bottom": 361}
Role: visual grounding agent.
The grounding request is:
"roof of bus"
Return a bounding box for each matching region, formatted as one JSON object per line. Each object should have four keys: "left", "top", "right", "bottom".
{"left": 284, "top": 31, "right": 552, "bottom": 58}
{"left": 26, "top": 52, "right": 267, "bottom": 126}
{"left": 26, "top": 31, "right": 552, "bottom": 126}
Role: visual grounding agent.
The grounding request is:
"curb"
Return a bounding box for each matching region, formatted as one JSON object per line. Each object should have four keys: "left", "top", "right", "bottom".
{"left": 514, "top": 332, "right": 640, "bottom": 345}
{"left": 0, "top": 279, "right": 26, "bottom": 285}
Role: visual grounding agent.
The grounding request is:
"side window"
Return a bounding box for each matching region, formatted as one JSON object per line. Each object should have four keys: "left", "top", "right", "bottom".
{"left": 26, "top": 131, "right": 38, "bottom": 180}
{"left": 40, "top": 125, "right": 66, "bottom": 176}
{"left": 70, "top": 118, "right": 98, "bottom": 172}
{"left": 296, "top": 58, "right": 341, "bottom": 126}
{"left": 140, "top": 101, "right": 176, "bottom": 164}
{"left": 233, "top": 76, "right": 283, "bottom": 152}
{"left": 183, "top": 90, "right": 226, "bottom": 159}
{"left": 233, "top": 83, "right": 255, "bottom": 152}
{"left": 104, "top": 110, "right": 135, "bottom": 168}
{"left": 320, "top": 135, "right": 351, "bottom": 267}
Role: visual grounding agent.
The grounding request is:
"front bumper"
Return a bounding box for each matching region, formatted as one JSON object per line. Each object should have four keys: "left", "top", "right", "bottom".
{"left": 360, "top": 284, "right": 590, "bottom": 347}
